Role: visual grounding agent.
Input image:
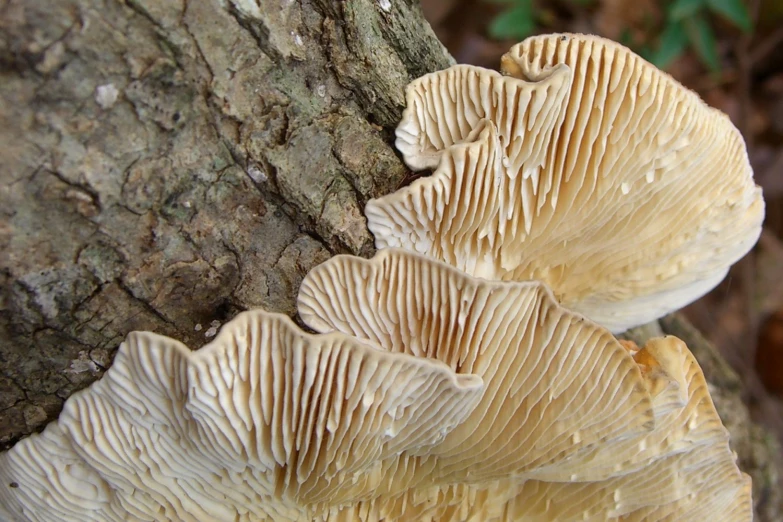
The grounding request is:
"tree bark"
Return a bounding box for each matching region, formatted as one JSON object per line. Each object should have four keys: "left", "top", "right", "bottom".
{"left": 0, "top": 0, "right": 450, "bottom": 447}
{"left": 1, "top": 1, "right": 780, "bottom": 519}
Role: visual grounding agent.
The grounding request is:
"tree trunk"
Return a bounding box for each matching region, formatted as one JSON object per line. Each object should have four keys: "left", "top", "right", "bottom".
{"left": 0, "top": 0, "right": 450, "bottom": 446}
{"left": 1, "top": 0, "right": 780, "bottom": 519}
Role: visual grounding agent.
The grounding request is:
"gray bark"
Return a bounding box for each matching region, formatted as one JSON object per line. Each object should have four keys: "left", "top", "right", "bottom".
{"left": 0, "top": 0, "right": 449, "bottom": 447}
{"left": 1, "top": 0, "right": 780, "bottom": 519}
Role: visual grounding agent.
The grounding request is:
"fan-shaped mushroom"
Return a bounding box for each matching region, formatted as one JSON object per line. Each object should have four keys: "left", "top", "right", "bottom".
{"left": 0, "top": 310, "right": 483, "bottom": 521}
{"left": 0, "top": 31, "right": 758, "bottom": 522}
{"left": 368, "top": 33, "right": 764, "bottom": 332}
{"left": 0, "top": 250, "right": 751, "bottom": 520}
{"left": 298, "top": 248, "right": 751, "bottom": 521}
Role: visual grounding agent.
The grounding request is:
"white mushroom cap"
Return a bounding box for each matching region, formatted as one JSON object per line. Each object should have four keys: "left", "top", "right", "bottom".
{"left": 299, "top": 248, "right": 656, "bottom": 484}
{"left": 0, "top": 310, "right": 483, "bottom": 521}
{"left": 298, "top": 248, "right": 751, "bottom": 521}
{"left": 0, "top": 250, "right": 751, "bottom": 520}
{"left": 369, "top": 33, "right": 764, "bottom": 332}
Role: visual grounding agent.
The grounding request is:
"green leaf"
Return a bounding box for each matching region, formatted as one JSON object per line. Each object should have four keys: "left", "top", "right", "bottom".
{"left": 488, "top": 2, "right": 535, "bottom": 40}
{"left": 668, "top": 0, "right": 706, "bottom": 20}
{"left": 649, "top": 21, "right": 688, "bottom": 69}
{"left": 684, "top": 14, "right": 721, "bottom": 71}
{"left": 706, "top": 0, "right": 753, "bottom": 32}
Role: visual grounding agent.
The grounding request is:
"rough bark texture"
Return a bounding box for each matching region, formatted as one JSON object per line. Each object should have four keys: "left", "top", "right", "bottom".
{"left": 0, "top": 0, "right": 451, "bottom": 447}
{"left": 1, "top": 0, "right": 780, "bottom": 519}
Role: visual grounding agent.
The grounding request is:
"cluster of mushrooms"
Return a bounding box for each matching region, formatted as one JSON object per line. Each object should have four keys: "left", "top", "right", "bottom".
{"left": 0, "top": 34, "right": 765, "bottom": 521}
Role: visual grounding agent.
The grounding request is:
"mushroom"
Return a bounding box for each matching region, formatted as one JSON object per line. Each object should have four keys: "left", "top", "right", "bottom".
{"left": 298, "top": 248, "right": 656, "bottom": 481}
{"left": 1, "top": 31, "right": 759, "bottom": 521}
{"left": 0, "top": 249, "right": 750, "bottom": 520}
{"left": 0, "top": 309, "right": 484, "bottom": 521}
{"left": 298, "top": 248, "right": 751, "bottom": 520}
{"left": 367, "top": 33, "right": 764, "bottom": 332}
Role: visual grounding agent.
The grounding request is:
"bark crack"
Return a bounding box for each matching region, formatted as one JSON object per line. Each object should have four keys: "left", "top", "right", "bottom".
{"left": 117, "top": 281, "right": 175, "bottom": 327}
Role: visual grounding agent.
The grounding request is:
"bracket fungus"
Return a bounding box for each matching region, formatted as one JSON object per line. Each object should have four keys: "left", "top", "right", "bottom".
{"left": 0, "top": 32, "right": 758, "bottom": 522}
{"left": 0, "top": 309, "right": 484, "bottom": 521}
{"left": 367, "top": 33, "right": 764, "bottom": 332}
{"left": 298, "top": 249, "right": 751, "bottom": 520}
{"left": 0, "top": 249, "right": 751, "bottom": 520}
